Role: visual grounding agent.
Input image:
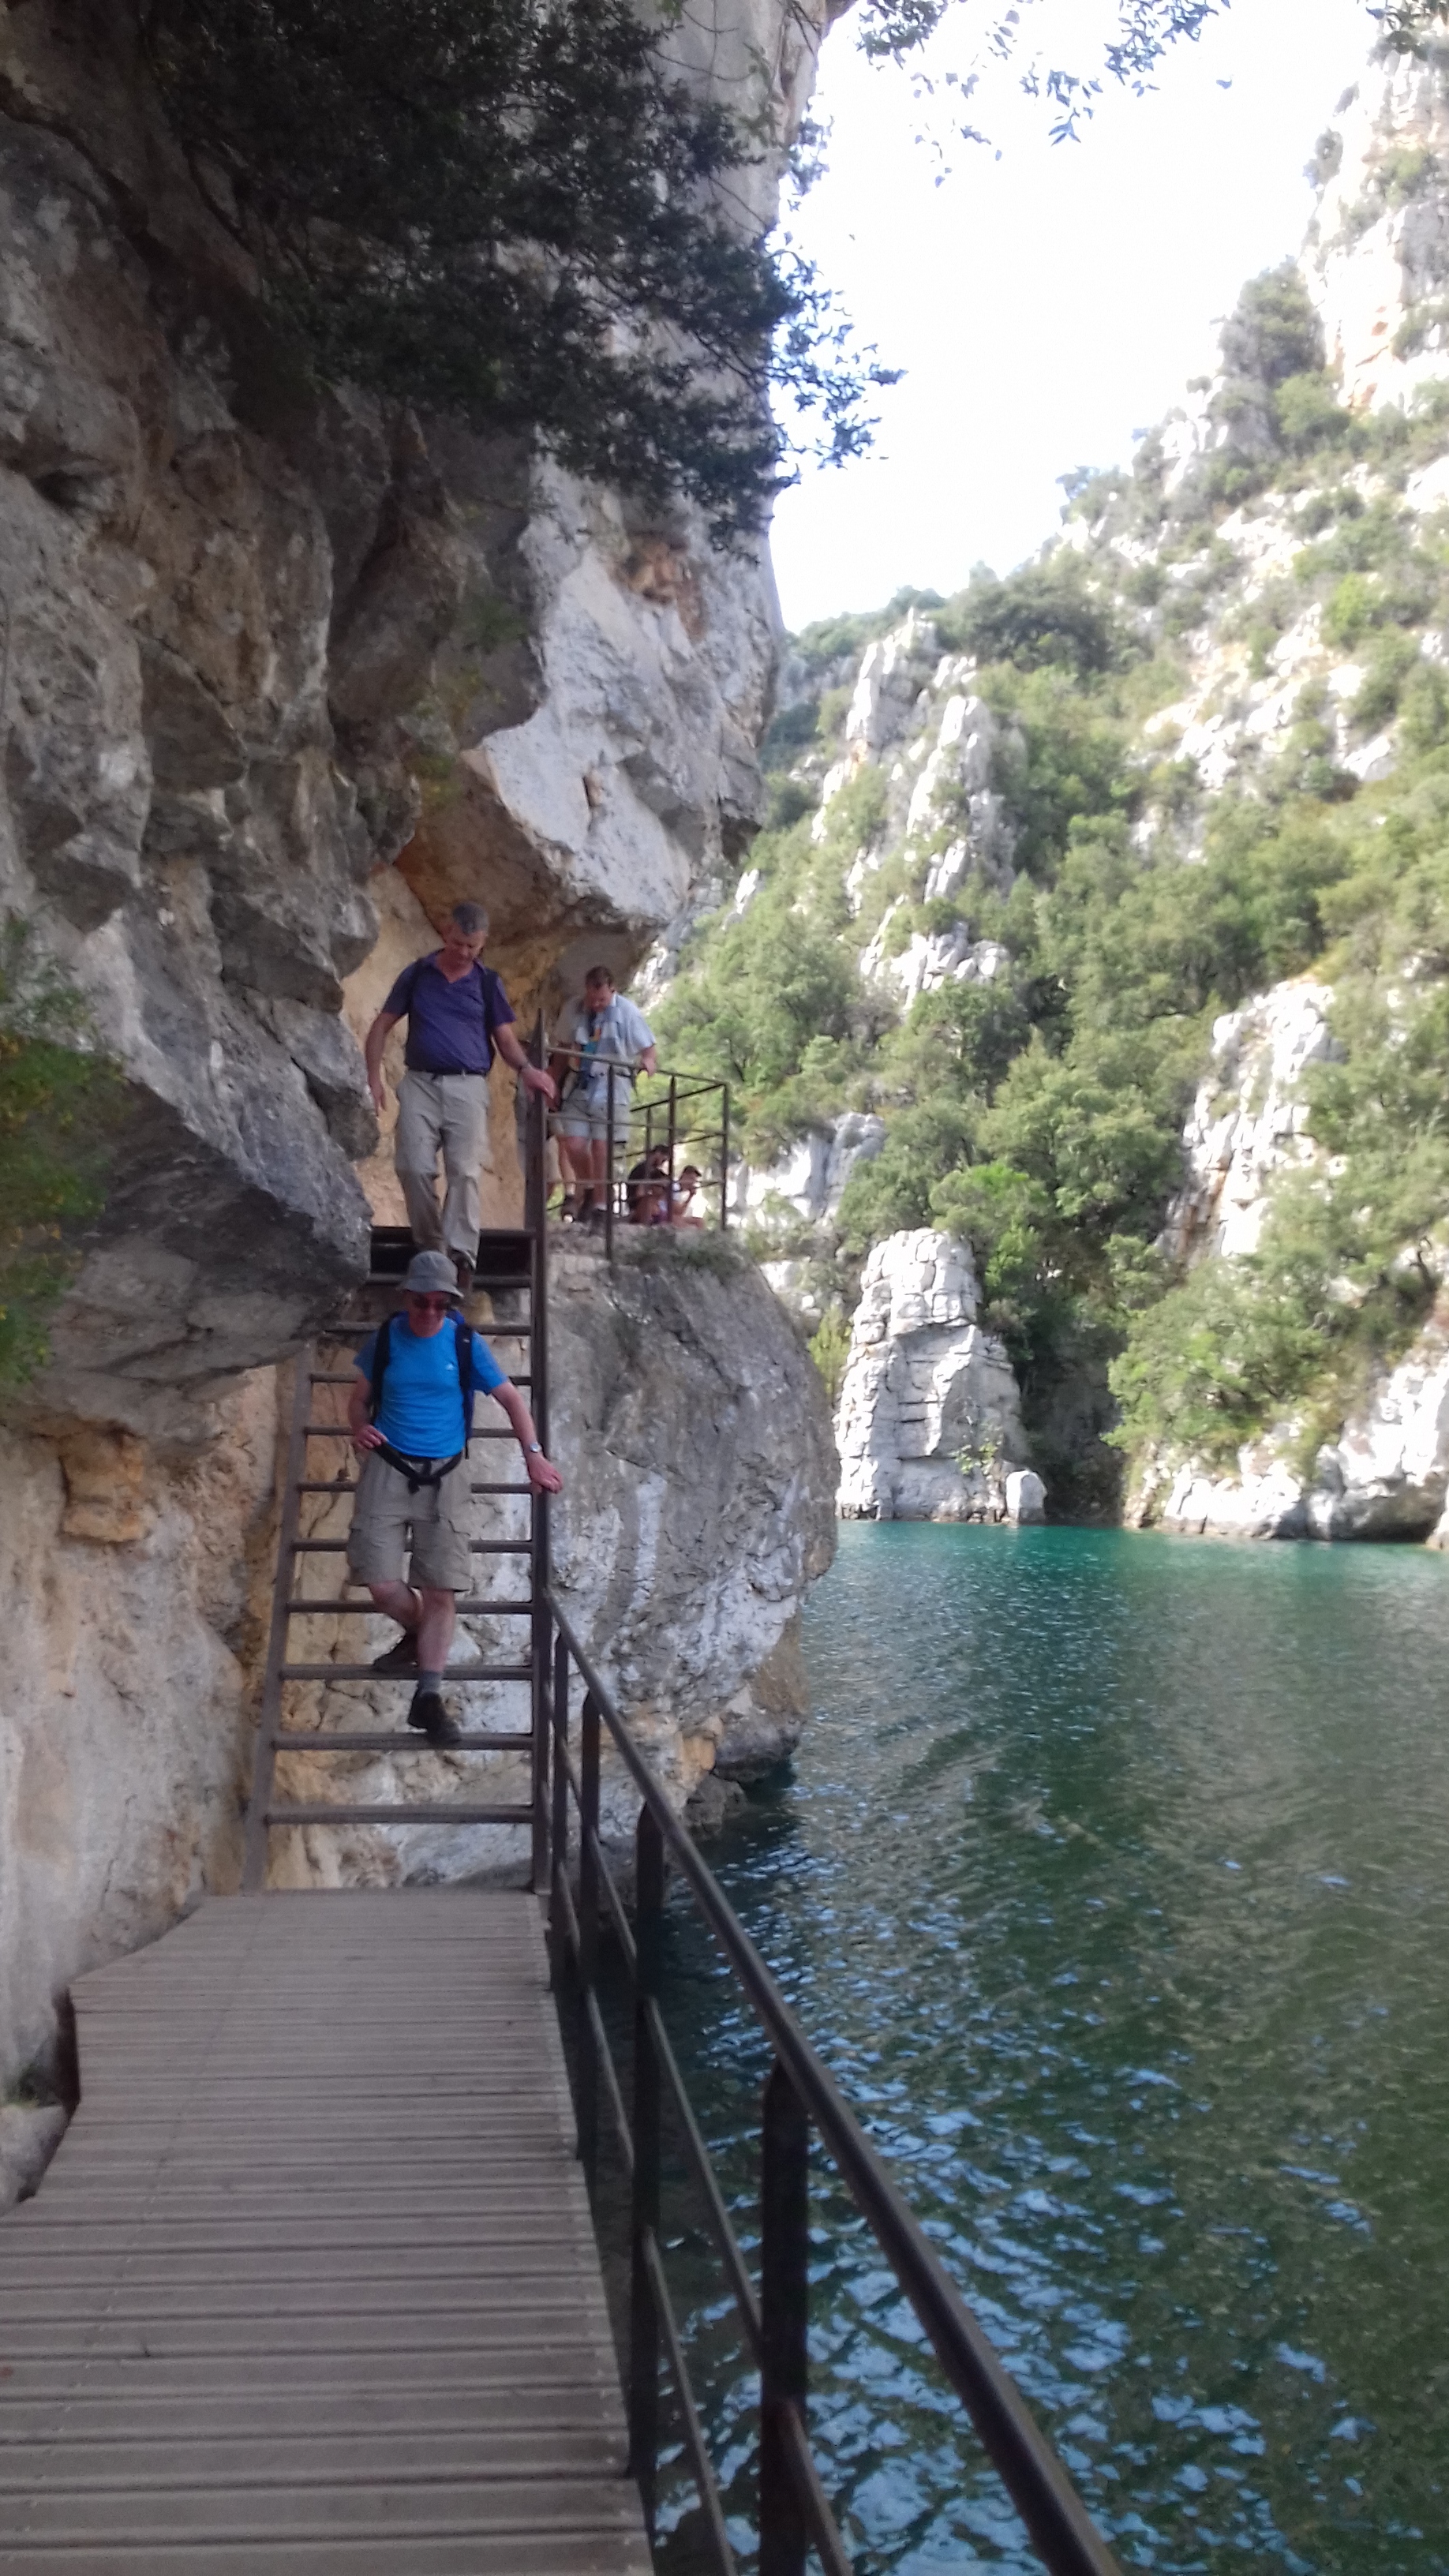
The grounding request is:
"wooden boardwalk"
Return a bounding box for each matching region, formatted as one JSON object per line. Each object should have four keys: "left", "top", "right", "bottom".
{"left": 0, "top": 1890, "right": 650, "bottom": 2574}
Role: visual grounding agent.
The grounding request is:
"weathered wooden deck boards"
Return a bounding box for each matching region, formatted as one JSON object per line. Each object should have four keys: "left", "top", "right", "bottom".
{"left": 0, "top": 1889, "right": 651, "bottom": 2574}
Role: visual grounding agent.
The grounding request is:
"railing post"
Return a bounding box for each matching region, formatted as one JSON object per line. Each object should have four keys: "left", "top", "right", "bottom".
{"left": 605, "top": 1061, "right": 612, "bottom": 1239}
{"left": 549, "top": 1629, "right": 570, "bottom": 1990}
{"left": 666, "top": 1073, "right": 678, "bottom": 1222}
{"left": 719, "top": 1083, "right": 730, "bottom": 1233}
{"left": 628, "top": 1803, "right": 665, "bottom": 2528}
{"left": 576, "top": 1687, "right": 601, "bottom": 2188}
{"left": 528, "top": 1034, "right": 552, "bottom": 1894}
{"left": 759, "top": 2057, "right": 810, "bottom": 2576}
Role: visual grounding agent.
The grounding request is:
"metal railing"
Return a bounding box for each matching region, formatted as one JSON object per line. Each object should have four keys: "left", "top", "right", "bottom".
{"left": 550, "top": 1048, "right": 730, "bottom": 1259}
{"left": 537, "top": 1588, "right": 1124, "bottom": 2576}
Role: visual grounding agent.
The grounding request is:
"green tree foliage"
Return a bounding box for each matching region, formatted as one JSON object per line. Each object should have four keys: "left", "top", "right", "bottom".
{"left": 807, "top": 1305, "right": 852, "bottom": 1405}
{"left": 651, "top": 837, "right": 856, "bottom": 1118}
{"left": 0, "top": 926, "right": 122, "bottom": 1387}
{"left": 1218, "top": 264, "right": 1325, "bottom": 394}
{"left": 941, "top": 560, "right": 1125, "bottom": 680}
{"left": 140, "top": 0, "right": 895, "bottom": 537}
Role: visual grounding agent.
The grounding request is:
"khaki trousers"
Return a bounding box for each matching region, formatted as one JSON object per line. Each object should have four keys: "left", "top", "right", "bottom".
{"left": 395, "top": 1071, "right": 491, "bottom": 1256}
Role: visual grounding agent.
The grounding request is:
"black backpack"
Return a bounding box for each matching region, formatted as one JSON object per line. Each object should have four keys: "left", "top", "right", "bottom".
{"left": 368, "top": 1312, "right": 477, "bottom": 1446}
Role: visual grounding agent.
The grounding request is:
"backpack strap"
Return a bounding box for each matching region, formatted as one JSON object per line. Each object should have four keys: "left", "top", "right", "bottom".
{"left": 368, "top": 1313, "right": 393, "bottom": 1421}
{"left": 369, "top": 1309, "right": 474, "bottom": 1445}
{"left": 455, "top": 1312, "right": 475, "bottom": 1444}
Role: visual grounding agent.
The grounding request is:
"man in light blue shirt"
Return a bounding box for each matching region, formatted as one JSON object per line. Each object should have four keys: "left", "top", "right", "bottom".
{"left": 346, "top": 1250, "right": 561, "bottom": 1742}
{"left": 551, "top": 965, "right": 657, "bottom": 1224}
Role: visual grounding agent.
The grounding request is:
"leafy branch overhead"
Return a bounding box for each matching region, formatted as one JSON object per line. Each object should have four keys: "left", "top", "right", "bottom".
{"left": 139, "top": 0, "right": 897, "bottom": 538}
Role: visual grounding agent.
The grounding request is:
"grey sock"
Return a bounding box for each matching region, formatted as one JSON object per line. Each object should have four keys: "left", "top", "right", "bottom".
{"left": 414, "top": 1670, "right": 444, "bottom": 1696}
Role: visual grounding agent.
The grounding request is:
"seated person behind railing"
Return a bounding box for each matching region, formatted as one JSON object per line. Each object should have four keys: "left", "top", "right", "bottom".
{"left": 626, "top": 1144, "right": 672, "bottom": 1225}
{"left": 671, "top": 1165, "right": 706, "bottom": 1229}
{"left": 346, "top": 1249, "right": 562, "bottom": 1744}
{"left": 549, "top": 966, "right": 656, "bottom": 1227}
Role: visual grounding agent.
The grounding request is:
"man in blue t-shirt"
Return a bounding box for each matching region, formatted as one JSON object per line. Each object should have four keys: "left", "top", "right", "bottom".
{"left": 346, "top": 1249, "right": 563, "bottom": 1743}
{"left": 362, "top": 902, "right": 556, "bottom": 1295}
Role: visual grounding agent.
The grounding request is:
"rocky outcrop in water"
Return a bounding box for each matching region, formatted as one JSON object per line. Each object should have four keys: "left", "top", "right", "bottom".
{"left": 836, "top": 1230, "right": 1041, "bottom": 1522}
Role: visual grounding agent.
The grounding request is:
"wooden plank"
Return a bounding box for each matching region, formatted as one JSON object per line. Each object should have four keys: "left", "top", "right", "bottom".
{"left": 0, "top": 2543, "right": 646, "bottom": 2574}
{"left": 0, "top": 1893, "right": 646, "bottom": 2574}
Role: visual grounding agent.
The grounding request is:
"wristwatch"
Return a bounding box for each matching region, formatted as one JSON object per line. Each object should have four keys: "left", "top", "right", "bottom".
{"left": 525, "top": 1441, "right": 542, "bottom": 1455}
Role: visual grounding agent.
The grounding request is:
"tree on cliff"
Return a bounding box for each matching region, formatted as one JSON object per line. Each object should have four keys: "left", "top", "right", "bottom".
{"left": 137, "top": 0, "right": 1371, "bottom": 541}
{"left": 140, "top": 0, "right": 893, "bottom": 539}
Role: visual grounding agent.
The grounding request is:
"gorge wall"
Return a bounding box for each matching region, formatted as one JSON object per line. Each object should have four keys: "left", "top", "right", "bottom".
{"left": 653, "top": 26, "right": 1449, "bottom": 1544}
{"left": 0, "top": 0, "right": 839, "bottom": 2113}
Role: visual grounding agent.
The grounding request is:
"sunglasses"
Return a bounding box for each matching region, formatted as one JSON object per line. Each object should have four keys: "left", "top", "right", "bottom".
{"left": 406, "top": 1293, "right": 454, "bottom": 1312}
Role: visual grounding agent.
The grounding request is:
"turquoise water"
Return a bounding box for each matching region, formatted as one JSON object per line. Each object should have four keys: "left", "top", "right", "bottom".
{"left": 653, "top": 1522, "right": 1449, "bottom": 2573}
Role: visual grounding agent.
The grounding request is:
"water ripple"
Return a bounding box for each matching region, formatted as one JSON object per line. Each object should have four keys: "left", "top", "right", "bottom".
{"left": 653, "top": 1525, "right": 1449, "bottom": 2574}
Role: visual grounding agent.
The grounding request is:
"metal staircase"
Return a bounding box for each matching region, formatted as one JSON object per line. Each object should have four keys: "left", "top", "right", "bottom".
{"left": 242, "top": 1219, "right": 551, "bottom": 1890}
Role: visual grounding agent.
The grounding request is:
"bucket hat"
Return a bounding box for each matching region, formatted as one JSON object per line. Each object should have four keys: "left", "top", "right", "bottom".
{"left": 402, "top": 1249, "right": 462, "bottom": 1301}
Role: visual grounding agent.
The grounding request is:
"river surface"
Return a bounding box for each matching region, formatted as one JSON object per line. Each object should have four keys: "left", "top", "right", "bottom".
{"left": 650, "top": 1522, "right": 1449, "bottom": 2574}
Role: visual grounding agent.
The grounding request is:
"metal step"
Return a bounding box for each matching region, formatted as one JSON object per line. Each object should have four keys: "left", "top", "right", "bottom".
{"left": 290, "top": 1538, "right": 534, "bottom": 1555}
{"left": 264, "top": 1803, "right": 534, "bottom": 1828}
{"left": 284, "top": 1598, "right": 532, "bottom": 1616}
{"left": 272, "top": 1732, "right": 534, "bottom": 1755}
{"left": 279, "top": 1662, "right": 531, "bottom": 1683}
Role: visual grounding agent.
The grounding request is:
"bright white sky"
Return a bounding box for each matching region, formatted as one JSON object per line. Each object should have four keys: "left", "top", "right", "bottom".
{"left": 769, "top": 0, "right": 1376, "bottom": 629}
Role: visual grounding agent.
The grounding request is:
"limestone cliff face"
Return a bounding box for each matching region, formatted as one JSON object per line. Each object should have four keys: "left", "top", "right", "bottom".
{"left": 1302, "top": 43, "right": 1449, "bottom": 421}
{"left": 0, "top": 1372, "right": 279, "bottom": 2110}
{"left": 0, "top": 0, "right": 838, "bottom": 2099}
{"left": 836, "top": 1230, "right": 1041, "bottom": 1523}
{"left": 1161, "top": 983, "right": 1341, "bottom": 1269}
{"left": 1133, "top": 987, "right": 1449, "bottom": 1544}
{"left": 0, "top": 2, "right": 807, "bottom": 1433}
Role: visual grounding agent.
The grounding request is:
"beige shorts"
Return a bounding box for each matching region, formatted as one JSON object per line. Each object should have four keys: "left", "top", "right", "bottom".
{"left": 554, "top": 1087, "right": 631, "bottom": 1143}
{"left": 346, "top": 1448, "right": 472, "bottom": 1593}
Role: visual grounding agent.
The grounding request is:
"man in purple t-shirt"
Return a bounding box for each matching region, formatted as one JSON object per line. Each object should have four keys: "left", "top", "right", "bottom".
{"left": 363, "top": 903, "right": 555, "bottom": 1294}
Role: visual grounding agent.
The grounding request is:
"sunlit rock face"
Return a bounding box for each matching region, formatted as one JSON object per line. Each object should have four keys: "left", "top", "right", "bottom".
{"left": 1163, "top": 983, "right": 1341, "bottom": 1267}
{"left": 1133, "top": 990, "right": 1449, "bottom": 1544}
{"left": 836, "top": 1230, "right": 1039, "bottom": 1523}
{"left": 1302, "top": 41, "right": 1449, "bottom": 418}
{"left": 733, "top": 1111, "right": 887, "bottom": 1230}
{"left": 1142, "top": 1311, "right": 1449, "bottom": 1543}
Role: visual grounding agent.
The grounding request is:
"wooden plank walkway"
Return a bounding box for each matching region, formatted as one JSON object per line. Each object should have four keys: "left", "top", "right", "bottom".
{"left": 0, "top": 1890, "right": 650, "bottom": 2574}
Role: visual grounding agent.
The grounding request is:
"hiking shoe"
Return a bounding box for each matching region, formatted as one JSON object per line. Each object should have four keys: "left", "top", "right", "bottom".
{"left": 371, "top": 1630, "right": 419, "bottom": 1676}
{"left": 452, "top": 1250, "right": 475, "bottom": 1297}
{"left": 408, "top": 1689, "right": 461, "bottom": 1746}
